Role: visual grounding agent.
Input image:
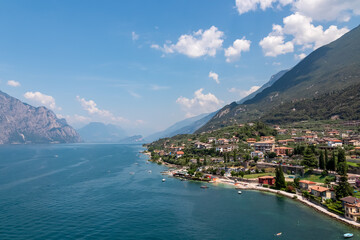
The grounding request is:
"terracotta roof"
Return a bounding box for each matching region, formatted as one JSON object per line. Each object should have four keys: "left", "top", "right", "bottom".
{"left": 258, "top": 176, "right": 275, "bottom": 179}
{"left": 340, "top": 196, "right": 359, "bottom": 204}
{"left": 176, "top": 151, "right": 184, "bottom": 155}
{"left": 310, "top": 186, "right": 329, "bottom": 192}
{"left": 299, "top": 180, "right": 316, "bottom": 184}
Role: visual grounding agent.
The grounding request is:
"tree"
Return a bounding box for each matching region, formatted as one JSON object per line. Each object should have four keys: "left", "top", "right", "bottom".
{"left": 203, "top": 156, "right": 207, "bottom": 166}
{"left": 220, "top": 170, "right": 225, "bottom": 176}
{"left": 268, "top": 152, "right": 277, "bottom": 158}
{"left": 302, "top": 148, "right": 317, "bottom": 168}
{"left": 327, "top": 151, "right": 337, "bottom": 171}
{"left": 324, "top": 149, "right": 329, "bottom": 170}
{"left": 233, "top": 150, "right": 237, "bottom": 162}
{"left": 275, "top": 166, "right": 286, "bottom": 189}
{"left": 239, "top": 171, "right": 245, "bottom": 178}
{"left": 319, "top": 150, "right": 325, "bottom": 170}
{"left": 335, "top": 161, "right": 353, "bottom": 199}
{"left": 337, "top": 148, "right": 346, "bottom": 164}
{"left": 294, "top": 177, "right": 300, "bottom": 188}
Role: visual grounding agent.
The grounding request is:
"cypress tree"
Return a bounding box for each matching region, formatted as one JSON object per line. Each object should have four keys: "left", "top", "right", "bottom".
{"left": 324, "top": 149, "right": 329, "bottom": 170}
{"left": 319, "top": 150, "right": 325, "bottom": 170}
{"left": 275, "top": 166, "right": 286, "bottom": 189}
{"left": 302, "top": 148, "right": 317, "bottom": 168}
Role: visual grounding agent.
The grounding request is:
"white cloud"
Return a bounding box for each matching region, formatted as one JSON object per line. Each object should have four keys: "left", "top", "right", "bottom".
{"left": 259, "top": 34, "right": 294, "bottom": 57}
{"left": 235, "top": 0, "right": 292, "bottom": 14}
{"left": 295, "top": 53, "right": 307, "bottom": 60}
{"left": 76, "top": 96, "right": 112, "bottom": 117}
{"left": 76, "top": 96, "right": 128, "bottom": 124}
{"left": 209, "top": 71, "right": 220, "bottom": 84}
{"left": 153, "top": 26, "right": 224, "bottom": 58}
{"left": 7, "top": 80, "right": 21, "bottom": 87}
{"left": 132, "top": 31, "right": 139, "bottom": 41}
{"left": 24, "top": 91, "right": 60, "bottom": 110}
{"left": 128, "top": 90, "right": 141, "bottom": 98}
{"left": 176, "top": 88, "right": 223, "bottom": 118}
{"left": 229, "top": 86, "right": 261, "bottom": 98}
{"left": 259, "top": 13, "right": 349, "bottom": 56}
{"left": 224, "top": 38, "right": 251, "bottom": 62}
{"left": 293, "top": 0, "right": 360, "bottom": 22}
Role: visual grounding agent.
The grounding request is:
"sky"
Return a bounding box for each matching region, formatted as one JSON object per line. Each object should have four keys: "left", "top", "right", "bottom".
{"left": 0, "top": 0, "right": 359, "bottom": 136}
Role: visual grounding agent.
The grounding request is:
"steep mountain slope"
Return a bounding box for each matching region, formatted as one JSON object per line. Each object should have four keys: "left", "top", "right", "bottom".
{"left": 198, "top": 24, "right": 360, "bottom": 132}
{"left": 237, "top": 69, "right": 288, "bottom": 104}
{"left": 0, "top": 91, "right": 81, "bottom": 144}
{"left": 145, "top": 111, "right": 217, "bottom": 142}
{"left": 78, "top": 122, "right": 127, "bottom": 143}
{"left": 261, "top": 82, "right": 360, "bottom": 124}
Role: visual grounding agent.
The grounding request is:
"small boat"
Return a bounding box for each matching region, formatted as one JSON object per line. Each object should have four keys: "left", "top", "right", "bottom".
{"left": 162, "top": 178, "right": 166, "bottom": 182}
{"left": 129, "top": 172, "right": 135, "bottom": 175}
{"left": 148, "top": 170, "right": 152, "bottom": 173}
{"left": 275, "top": 232, "right": 282, "bottom": 236}
{"left": 200, "top": 186, "right": 209, "bottom": 189}
{"left": 344, "top": 233, "right": 353, "bottom": 238}
{"left": 238, "top": 191, "right": 242, "bottom": 194}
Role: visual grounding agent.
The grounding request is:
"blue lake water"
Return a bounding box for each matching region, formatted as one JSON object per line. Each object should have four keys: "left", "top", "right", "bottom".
{"left": 0, "top": 143, "right": 359, "bottom": 239}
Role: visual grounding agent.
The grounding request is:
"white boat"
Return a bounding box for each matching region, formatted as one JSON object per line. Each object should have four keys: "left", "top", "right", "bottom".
{"left": 148, "top": 170, "right": 152, "bottom": 173}
{"left": 162, "top": 178, "right": 166, "bottom": 182}
{"left": 344, "top": 233, "right": 353, "bottom": 238}
{"left": 238, "top": 191, "right": 242, "bottom": 194}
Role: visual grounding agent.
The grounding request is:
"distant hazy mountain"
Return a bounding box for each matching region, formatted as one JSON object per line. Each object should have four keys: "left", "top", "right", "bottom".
{"left": 119, "top": 135, "right": 145, "bottom": 144}
{"left": 198, "top": 24, "right": 360, "bottom": 132}
{"left": 145, "top": 111, "right": 217, "bottom": 142}
{"left": 78, "top": 122, "right": 127, "bottom": 143}
{"left": 0, "top": 90, "right": 81, "bottom": 144}
{"left": 237, "top": 69, "right": 288, "bottom": 104}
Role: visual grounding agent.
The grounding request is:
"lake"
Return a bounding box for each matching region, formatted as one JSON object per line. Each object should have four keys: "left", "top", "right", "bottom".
{"left": 0, "top": 144, "right": 358, "bottom": 239}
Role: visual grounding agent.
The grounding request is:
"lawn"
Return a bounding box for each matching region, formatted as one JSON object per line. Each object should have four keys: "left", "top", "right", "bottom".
{"left": 242, "top": 172, "right": 275, "bottom": 179}
{"left": 347, "top": 161, "right": 359, "bottom": 167}
{"left": 301, "top": 174, "right": 326, "bottom": 183}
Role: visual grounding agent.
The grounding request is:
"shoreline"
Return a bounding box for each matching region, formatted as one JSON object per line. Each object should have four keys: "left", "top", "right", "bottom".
{"left": 151, "top": 157, "right": 360, "bottom": 230}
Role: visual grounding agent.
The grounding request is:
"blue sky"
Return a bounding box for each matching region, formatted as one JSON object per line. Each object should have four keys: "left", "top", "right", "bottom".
{"left": 0, "top": 0, "right": 359, "bottom": 136}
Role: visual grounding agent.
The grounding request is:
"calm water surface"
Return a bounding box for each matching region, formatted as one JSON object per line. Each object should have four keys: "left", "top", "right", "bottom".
{"left": 0, "top": 144, "right": 359, "bottom": 240}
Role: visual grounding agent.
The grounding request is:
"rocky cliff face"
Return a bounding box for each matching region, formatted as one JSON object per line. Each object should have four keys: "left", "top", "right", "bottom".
{"left": 0, "top": 91, "right": 81, "bottom": 144}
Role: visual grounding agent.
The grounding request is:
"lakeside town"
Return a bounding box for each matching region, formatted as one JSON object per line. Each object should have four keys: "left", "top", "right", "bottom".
{"left": 144, "top": 121, "right": 360, "bottom": 227}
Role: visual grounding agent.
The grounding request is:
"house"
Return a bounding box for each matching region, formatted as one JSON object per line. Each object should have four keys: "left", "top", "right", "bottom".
{"left": 229, "top": 136, "right": 239, "bottom": 143}
{"left": 340, "top": 196, "right": 360, "bottom": 221}
{"left": 349, "top": 140, "right": 360, "bottom": 147}
{"left": 260, "top": 136, "right": 275, "bottom": 142}
{"left": 216, "top": 145, "right": 238, "bottom": 153}
{"left": 258, "top": 176, "right": 275, "bottom": 186}
{"left": 274, "top": 147, "right": 293, "bottom": 156}
{"left": 292, "top": 136, "right": 306, "bottom": 143}
{"left": 217, "top": 138, "right": 229, "bottom": 145}
{"left": 277, "top": 129, "right": 288, "bottom": 135}
{"left": 246, "top": 138, "right": 256, "bottom": 146}
{"left": 176, "top": 151, "right": 184, "bottom": 158}
{"left": 194, "top": 142, "right": 211, "bottom": 149}
{"left": 327, "top": 130, "right": 340, "bottom": 136}
{"left": 327, "top": 139, "right": 343, "bottom": 147}
{"left": 254, "top": 141, "right": 275, "bottom": 153}
{"left": 251, "top": 151, "right": 264, "bottom": 159}
{"left": 309, "top": 186, "right": 334, "bottom": 201}
{"left": 299, "top": 180, "right": 316, "bottom": 190}
{"left": 208, "top": 137, "right": 217, "bottom": 143}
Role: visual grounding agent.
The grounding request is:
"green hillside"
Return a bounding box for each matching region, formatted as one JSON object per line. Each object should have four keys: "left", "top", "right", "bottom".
{"left": 197, "top": 24, "right": 360, "bottom": 133}
{"left": 261, "top": 83, "right": 360, "bottom": 124}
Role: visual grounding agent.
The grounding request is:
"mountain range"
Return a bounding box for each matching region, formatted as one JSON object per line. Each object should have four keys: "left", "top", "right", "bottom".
{"left": 0, "top": 91, "right": 81, "bottom": 144}
{"left": 197, "top": 24, "right": 360, "bottom": 132}
{"left": 144, "top": 111, "right": 217, "bottom": 142}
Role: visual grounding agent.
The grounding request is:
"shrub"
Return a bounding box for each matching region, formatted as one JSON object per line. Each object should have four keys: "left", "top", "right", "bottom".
{"left": 263, "top": 184, "right": 269, "bottom": 188}
{"left": 292, "top": 195, "right": 297, "bottom": 199}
